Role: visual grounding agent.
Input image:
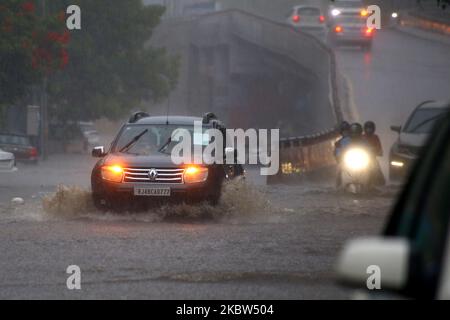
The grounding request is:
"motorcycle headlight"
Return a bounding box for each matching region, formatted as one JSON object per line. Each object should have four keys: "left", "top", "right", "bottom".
{"left": 343, "top": 148, "right": 370, "bottom": 171}
{"left": 101, "top": 165, "right": 124, "bottom": 182}
{"left": 184, "top": 166, "right": 208, "bottom": 184}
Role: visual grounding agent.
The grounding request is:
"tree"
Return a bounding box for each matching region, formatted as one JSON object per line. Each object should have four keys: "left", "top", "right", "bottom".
{"left": 48, "top": 0, "right": 179, "bottom": 122}
{"left": 0, "top": 0, "right": 68, "bottom": 106}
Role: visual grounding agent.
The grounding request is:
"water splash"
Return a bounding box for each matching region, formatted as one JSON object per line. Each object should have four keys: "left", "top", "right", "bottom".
{"left": 38, "top": 180, "right": 272, "bottom": 222}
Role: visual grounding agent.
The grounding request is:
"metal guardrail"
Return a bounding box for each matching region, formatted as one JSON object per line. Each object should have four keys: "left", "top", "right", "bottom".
{"left": 267, "top": 128, "right": 339, "bottom": 184}
{"left": 399, "top": 5, "right": 450, "bottom": 36}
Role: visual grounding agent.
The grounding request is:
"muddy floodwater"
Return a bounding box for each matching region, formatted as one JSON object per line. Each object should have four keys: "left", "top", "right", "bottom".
{"left": 0, "top": 154, "right": 398, "bottom": 299}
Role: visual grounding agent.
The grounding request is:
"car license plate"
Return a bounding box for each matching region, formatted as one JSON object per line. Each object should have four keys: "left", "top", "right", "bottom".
{"left": 134, "top": 187, "right": 171, "bottom": 197}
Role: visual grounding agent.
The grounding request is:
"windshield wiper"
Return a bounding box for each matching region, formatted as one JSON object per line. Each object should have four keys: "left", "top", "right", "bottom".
{"left": 158, "top": 137, "right": 172, "bottom": 154}
{"left": 119, "top": 129, "right": 148, "bottom": 153}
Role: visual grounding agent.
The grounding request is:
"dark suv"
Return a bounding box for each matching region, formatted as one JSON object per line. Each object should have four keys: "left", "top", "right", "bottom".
{"left": 91, "top": 112, "right": 243, "bottom": 210}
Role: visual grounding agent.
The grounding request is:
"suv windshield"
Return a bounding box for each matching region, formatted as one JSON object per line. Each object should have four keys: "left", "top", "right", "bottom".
{"left": 113, "top": 124, "right": 210, "bottom": 155}
{"left": 404, "top": 108, "right": 449, "bottom": 134}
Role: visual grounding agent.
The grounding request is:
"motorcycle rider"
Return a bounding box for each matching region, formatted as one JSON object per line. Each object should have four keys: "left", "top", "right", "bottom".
{"left": 363, "top": 121, "right": 385, "bottom": 186}
{"left": 363, "top": 121, "right": 382, "bottom": 157}
{"left": 335, "top": 121, "right": 352, "bottom": 187}
{"left": 334, "top": 121, "right": 351, "bottom": 161}
{"left": 348, "top": 122, "right": 365, "bottom": 141}
{"left": 336, "top": 122, "right": 367, "bottom": 188}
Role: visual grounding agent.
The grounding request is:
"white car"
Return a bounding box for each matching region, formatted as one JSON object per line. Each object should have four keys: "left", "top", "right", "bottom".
{"left": 286, "top": 5, "right": 327, "bottom": 42}
{"left": 389, "top": 100, "right": 450, "bottom": 180}
{"left": 0, "top": 148, "right": 17, "bottom": 173}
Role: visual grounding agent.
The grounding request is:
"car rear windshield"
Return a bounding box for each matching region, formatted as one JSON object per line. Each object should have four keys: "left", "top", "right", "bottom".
{"left": 297, "top": 7, "right": 321, "bottom": 16}
{"left": 334, "top": 0, "right": 364, "bottom": 8}
{"left": 0, "top": 134, "right": 30, "bottom": 146}
{"left": 404, "top": 108, "right": 450, "bottom": 134}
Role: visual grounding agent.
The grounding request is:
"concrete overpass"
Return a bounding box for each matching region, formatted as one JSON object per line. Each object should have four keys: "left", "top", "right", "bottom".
{"left": 152, "top": 9, "right": 349, "bottom": 138}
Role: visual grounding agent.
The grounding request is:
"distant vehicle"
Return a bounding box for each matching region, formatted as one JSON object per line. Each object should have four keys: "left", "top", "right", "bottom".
{"left": 329, "top": 15, "right": 375, "bottom": 51}
{"left": 78, "top": 121, "right": 100, "bottom": 149}
{"left": 286, "top": 5, "right": 327, "bottom": 42}
{"left": 337, "top": 111, "right": 450, "bottom": 299}
{"left": 0, "top": 133, "right": 38, "bottom": 164}
{"left": 0, "top": 148, "right": 17, "bottom": 173}
{"left": 91, "top": 112, "right": 244, "bottom": 211}
{"left": 389, "top": 100, "right": 450, "bottom": 181}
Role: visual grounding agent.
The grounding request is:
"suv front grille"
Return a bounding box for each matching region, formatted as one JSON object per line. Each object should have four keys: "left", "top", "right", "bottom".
{"left": 123, "top": 168, "right": 184, "bottom": 184}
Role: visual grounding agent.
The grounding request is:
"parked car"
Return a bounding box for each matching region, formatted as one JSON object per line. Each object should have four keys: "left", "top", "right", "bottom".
{"left": 0, "top": 148, "right": 17, "bottom": 173}
{"left": 389, "top": 100, "right": 450, "bottom": 181}
{"left": 0, "top": 133, "right": 38, "bottom": 164}
{"left": 337, "top": 111, "right": 450, "bottom": 299}
{"left": 286, "top": 5, "right": 327, "bottom": 42}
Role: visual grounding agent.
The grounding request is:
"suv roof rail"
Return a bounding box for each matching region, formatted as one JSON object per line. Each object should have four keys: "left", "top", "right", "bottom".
{"left": 129, "top": 112, "right": 150, "bottom": 123}
{"left": 202, "top": 112, "right": 218, "bottom": 124}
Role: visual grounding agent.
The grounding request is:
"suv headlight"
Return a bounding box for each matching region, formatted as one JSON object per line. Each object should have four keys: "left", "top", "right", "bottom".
{"left": 343, "top": 148, "right": 370, "bottom": 171}
{"left": 101, "top": 165, "right": 124, "bottom": 182}
{"left": 184, "top": 166, "right": 208, "bottom": 184}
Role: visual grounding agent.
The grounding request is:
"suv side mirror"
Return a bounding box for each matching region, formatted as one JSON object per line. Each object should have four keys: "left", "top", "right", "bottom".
{"left": 92, "top": 146, "right": 106, "bottom": 158}
{"left": 391, "top": 125, "right": 402, "bottom": 133}
{"left": 336, "top": 237, "right": 410, "bottom": 291}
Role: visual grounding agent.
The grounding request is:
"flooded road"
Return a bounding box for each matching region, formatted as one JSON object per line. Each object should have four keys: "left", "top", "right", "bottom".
{"left": 0, "top": 154, "right": 395, "bottom": 299}
{"left": 2, "top": 28, "right": 445, "bottom": 300}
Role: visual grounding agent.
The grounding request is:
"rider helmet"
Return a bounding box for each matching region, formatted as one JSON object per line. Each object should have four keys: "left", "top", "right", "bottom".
{"left": 364, "top": 121, "right": 376, "bottom": 135}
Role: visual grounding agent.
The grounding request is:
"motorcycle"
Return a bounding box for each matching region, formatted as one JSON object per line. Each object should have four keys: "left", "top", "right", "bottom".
{"left": 339, "top": 145, "right": 376, "bottom": 194}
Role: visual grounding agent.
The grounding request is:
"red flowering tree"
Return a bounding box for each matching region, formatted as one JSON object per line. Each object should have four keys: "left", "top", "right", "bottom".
{"left": 0, "top": 0, "right": 70, "bottom": 106}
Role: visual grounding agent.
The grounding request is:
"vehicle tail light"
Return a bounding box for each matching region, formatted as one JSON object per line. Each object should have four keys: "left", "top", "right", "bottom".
{"left": 334, "top": 25, "right": 343, "bottom": 33}
{"left": 319, "top": 15, "right": 325, "bottom": 23}
{"left": 29, "top": 147, "right": 38, "bottom": 157}
{"left": 364, "top": 27, "right": 374, "bottom": 36}
{"left": 292, "top": 15, "right": 300, "bottom": 23}
{"left": 101, "top": 165, "right": 124, "bottom": 182}
{"left": 184, "top": 166, "right": 208, "bottom": 184}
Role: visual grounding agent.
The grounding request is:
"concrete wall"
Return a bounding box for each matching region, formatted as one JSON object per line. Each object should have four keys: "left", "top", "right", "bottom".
{"left": 151, "top": 9, "right": 342, "bottom": 138}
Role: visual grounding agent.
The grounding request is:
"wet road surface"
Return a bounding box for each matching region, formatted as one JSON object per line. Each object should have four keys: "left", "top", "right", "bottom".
{"left": 1, "top": 28, "right": 449, "bottom": 299}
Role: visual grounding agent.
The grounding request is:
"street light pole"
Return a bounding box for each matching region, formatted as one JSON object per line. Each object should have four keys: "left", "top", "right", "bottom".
{"left": 40, "top": 0, "right": 48, "bottom": 160}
